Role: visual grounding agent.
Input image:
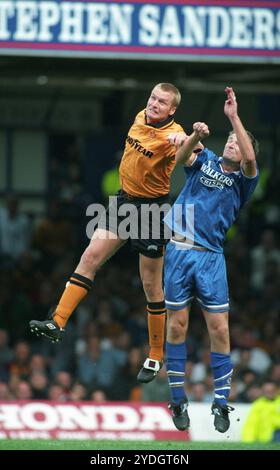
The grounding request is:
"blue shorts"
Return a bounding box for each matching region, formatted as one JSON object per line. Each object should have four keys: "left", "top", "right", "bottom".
{"left": 164, "top": 240, "right": 229, "bottom": 313}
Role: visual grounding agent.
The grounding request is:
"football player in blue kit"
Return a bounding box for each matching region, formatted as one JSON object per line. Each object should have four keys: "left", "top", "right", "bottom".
{"left": 164, "top": 87, "right": 259, "bottom": 433}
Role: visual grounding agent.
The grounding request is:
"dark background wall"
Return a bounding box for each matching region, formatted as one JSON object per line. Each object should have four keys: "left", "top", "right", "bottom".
{"left": 0, "top": 56, "right": 279, "bottom": 212}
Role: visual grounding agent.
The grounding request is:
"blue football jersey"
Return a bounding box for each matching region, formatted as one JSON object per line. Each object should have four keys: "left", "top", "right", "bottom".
{"left": 164, "top": 148, "right": 259, "bottom": 253}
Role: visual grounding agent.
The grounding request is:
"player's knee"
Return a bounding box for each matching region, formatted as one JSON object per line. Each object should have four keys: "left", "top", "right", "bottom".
{"left": 211, "top": 323, "right": 229, "bottom": 343}
{"left": 168, "top": 319, "right": 186, "bottom": 341}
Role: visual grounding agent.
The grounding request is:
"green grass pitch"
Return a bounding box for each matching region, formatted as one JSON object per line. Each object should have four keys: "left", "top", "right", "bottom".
{"left": 0, "top": 440, "right": 278, "bottom": 450}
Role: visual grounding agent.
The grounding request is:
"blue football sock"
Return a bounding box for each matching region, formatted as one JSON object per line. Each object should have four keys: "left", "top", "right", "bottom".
{"left": 166, "top": 341, "right": 187, "bottom": 404}
{"left": 211, "top": 351, "right": 233, "bottom": 406}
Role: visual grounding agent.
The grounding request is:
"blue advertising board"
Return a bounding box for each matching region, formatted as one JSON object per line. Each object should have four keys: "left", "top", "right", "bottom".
{"left": 0, "top": 0, "right": 279, "bottom": 62}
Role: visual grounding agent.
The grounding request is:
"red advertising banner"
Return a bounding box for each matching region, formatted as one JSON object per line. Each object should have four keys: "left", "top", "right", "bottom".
{"left": 0, "top": 401, "right": 189, "bottom": 441}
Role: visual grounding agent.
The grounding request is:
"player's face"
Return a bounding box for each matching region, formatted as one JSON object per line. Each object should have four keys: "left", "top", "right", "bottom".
{"left": 146, "top": 86, "right": 177, "bottom": 124}
{"left": 223, "top": 133, "right": 242, "bottom": 163}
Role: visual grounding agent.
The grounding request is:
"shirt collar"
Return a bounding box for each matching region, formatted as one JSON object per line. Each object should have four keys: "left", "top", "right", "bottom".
{"left": 144, "top": 111, "right": 174, "bottom": 129}
{"left": 218, "top": 157, "right": 240, "bottom": 175}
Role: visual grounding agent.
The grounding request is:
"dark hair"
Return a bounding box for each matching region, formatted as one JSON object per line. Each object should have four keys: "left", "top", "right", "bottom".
{"left": 230, "top": 130, "right": 259, "bottom": 156}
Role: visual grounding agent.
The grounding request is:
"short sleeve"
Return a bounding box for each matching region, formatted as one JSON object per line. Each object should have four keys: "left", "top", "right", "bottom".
{"left": 184, "top": 148, "right": 217, "bottom": 176}
{"left": 239, "top": 168, "right": 259, "bottom": 206}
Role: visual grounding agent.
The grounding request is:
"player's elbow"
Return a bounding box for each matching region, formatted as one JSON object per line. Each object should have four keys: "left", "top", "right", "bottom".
{"left": 245, "top": 153, "right": 256, "bottom": 163}
{"left": 175, "top": 152, "right": 191, "bottom": 164}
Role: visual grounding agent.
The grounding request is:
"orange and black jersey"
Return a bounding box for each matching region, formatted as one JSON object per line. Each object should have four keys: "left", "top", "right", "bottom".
{"left": 119, "top": 109, "right": 185, "bottom": 198}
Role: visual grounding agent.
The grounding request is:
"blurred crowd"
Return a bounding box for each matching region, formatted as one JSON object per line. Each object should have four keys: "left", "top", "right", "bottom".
{"left": 0, "top": 167, "right": 280, "bottom": 405}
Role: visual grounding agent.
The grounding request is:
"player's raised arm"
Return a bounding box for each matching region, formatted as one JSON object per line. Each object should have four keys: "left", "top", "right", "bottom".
{"left": 224, "top": 86, "right": 258, "bottom": 177}
{"left": 173, "top": 122, "right": 209, "bottom": 165}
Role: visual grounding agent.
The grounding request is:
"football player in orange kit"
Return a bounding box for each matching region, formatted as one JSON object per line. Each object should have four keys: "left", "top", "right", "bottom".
{"left": 30, "top": 83, "right": 195, "bottom": 383}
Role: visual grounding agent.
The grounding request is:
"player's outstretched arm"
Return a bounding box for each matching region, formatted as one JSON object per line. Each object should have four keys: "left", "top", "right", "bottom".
{"left": 224, "top": 86, "right": 257, "bottom": 177}
{"left": 168, "top": 132, "right": 204, "bottom": 164}
{"left": 174, "top": 122, "right": 209, "bottom": 165}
